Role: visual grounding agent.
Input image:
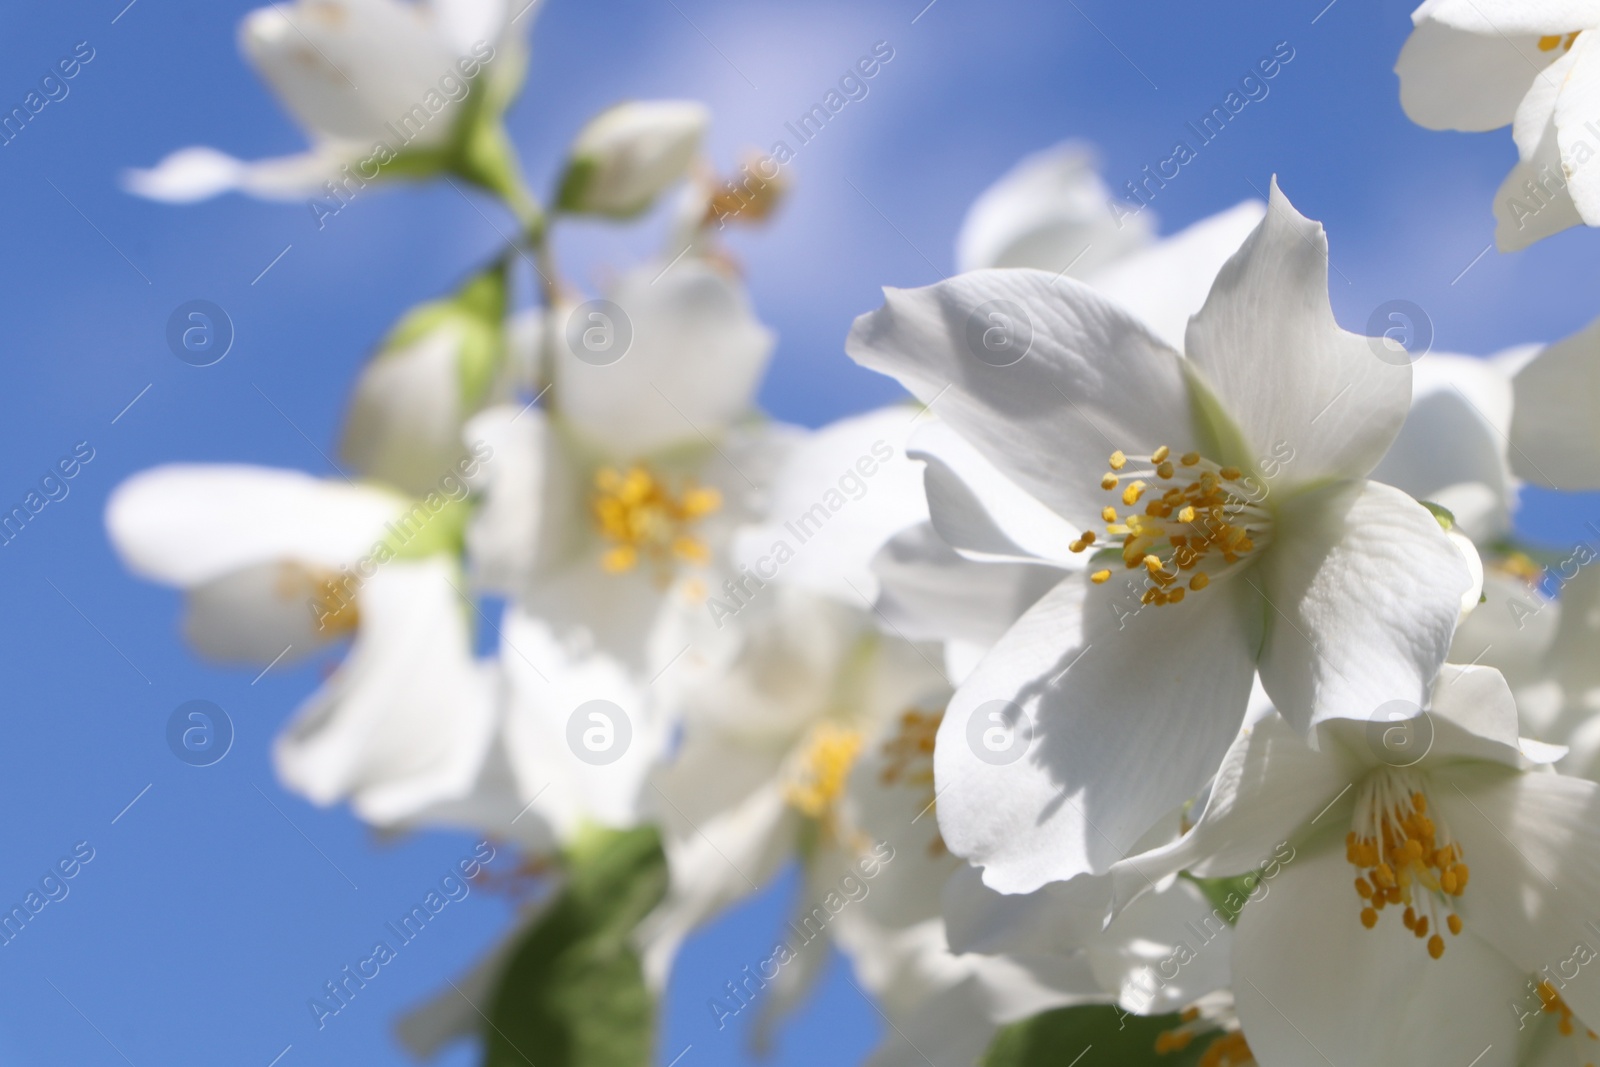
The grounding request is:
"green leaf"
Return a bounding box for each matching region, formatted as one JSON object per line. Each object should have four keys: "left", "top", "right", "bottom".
{"left": 482, "top": 827, "right": 669, "bottom": 1067}
{"left": 983, "top": 1004, "right": 1211, "bottom": 1067}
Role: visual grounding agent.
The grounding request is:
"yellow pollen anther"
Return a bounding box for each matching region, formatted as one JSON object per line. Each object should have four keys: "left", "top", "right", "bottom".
{"left": 591, "top": 465, "right": 722, "bottom": 576}
{"left": 785, "top": 722, "right": 863, "bottom": 819}
{"left": 1093, "top": 446, "right": 1269, "bottom": 606}
{"left": 1091, "top": 569, "right": 1112, "bottom": 584}
{"left": 1349, "top": 776, "right": 1464, "bottom": 961}
{"left": 1109, "top": 450, "right": 1128, "bottom": 470}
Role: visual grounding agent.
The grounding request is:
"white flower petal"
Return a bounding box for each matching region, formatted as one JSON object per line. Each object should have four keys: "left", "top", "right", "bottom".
{"left": 462, "top": 404, "right": 580, "bottom": 596}
{"left": 273, "top": 558, "right": 496, "bottom": 824}
{"left": 551, "top": 260, "right": 774, "bottom": 457}
{"left": 1087, "top": 878, "right": 1235, "bottom": 1016}
{"left": 122, "top": 145, "right": 359, "bottom": 203}
{"left": 1185, "top": 180, "right": 1410, "bottom": 483}
{"left": 497, "top": 608, "right": 668, "bottom": 836}
{"left": 562, "top": 100, "right": 709, "bottom": 217}
{"left": 1556, "top": 35, "right": 1600, "bottom": 222}
{"left": 1256, "top": 481, "right": 1471, "bottom": 733}
{"left": 241, "top": 1, "right": 459, "bottom": 145}
{"left": 1509, "top": 312, "right": 1600, "bottom": 488}
{"left": 1085, "top": 199, "right": 1266, "bottom": 352}
{"left": 733, "top": 406, "right": 928, "bottom": 603}
{"left": 1370, "top": 352, "right": 1516, "bottom": 546}
{"left": 182, "top": 562, "right": 344, "bottom": 663}
{"left": 1232, "top": 842, "right": 1523, "bottom": 1067}
{"left": 1398, "top": 13, "right": 1554, "bottom": 132}
{"left": 872, "top": 523, "right": 1068, "bottom": 649}
{"left": 1515, "top": 39, "right": 1583, "bottom": 159}
{"left": 1495, "top": 121, "right": 1586, "bottom": 250}
{"left": 1431, "top": 765, "right": 1600, "bottom": 1026}
{"left": 848, "top": 269, "right": 1198, "bottom": 531}
{"left": 932, "top": 570, "right": 1260, "bottom": 893}
{"left": 434, "top": 0, "right": 516, "bottom": 54}
{"left": 846, "top": 917, "right": 1094, "bottom": 1067}
{"left": 105, "top": 464, "right": 402, "bottom": 587}
{"left": 909, "top": 418, "right": 1083, "bottom": 563}
{"left": 339, "top": 323, "right": 468, "bottom": 496}
{"left": 1419, "top": 0, "right": 1597, "bottom": 37}
{"left": 954, "top": 140, "right": 1153, "bottom": 275}
{"left": 1175, "top": 714, "right": 1356, "bottom": 879}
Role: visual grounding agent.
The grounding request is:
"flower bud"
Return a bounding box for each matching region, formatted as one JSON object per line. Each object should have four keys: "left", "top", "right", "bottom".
{"left": 556, "top": 100, "right": 710, "bottom": 219}
{"left": 340, "top": 266, "right": 508, "bottom": 496}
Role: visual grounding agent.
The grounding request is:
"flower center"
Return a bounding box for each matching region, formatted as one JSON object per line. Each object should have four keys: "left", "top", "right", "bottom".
{"left": 879, "top": 707, "right": 947, "bottom": 856}
{"left": 785, "top": 721, "right": 864, "bottom": 818}
{"left": 1075, "top": 446, "right": 1271, "bottom": 605}
{"left": 289, "top": 564, "right": 361, "bottom": 637}
{"left": 1538, "top": 31, "right": 1581, "bottom": 52}
{"left": 1536, "top": 982, "right": 1599, "bottom": 1044}
{"left": 590, "top": 465, "right": 722, "bottom": 575}
{"left": 1347, "top": 771, "right": 1467, "bottom": 960}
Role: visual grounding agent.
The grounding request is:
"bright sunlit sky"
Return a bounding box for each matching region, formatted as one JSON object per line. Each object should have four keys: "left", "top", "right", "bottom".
{"left": 1, "top": 0, "right": 1597, "bottom": 1065}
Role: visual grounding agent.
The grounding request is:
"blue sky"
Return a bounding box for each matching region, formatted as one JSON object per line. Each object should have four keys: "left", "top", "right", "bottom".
{"left": 0, "top": 1, "right": 1596, "bottom": 1065}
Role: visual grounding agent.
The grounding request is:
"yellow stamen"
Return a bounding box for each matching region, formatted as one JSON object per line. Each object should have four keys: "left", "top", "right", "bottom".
{"left": 591, "top": 465, "right": 722, "bottom": 577}
{"left": 1109, "top": 450, "right": 1127, "bottom": 470}
{"left": 1348, "top": 776, "right": 1465, "bottom": 961}
{"left": 785, "top": 722, "right": 863, "bottom": 818}
{"left": 1091, "top": 569, "right": 1112, "bottom": 584}
{"left": 1092, "top": 446, "right": 1270, "bottom": 608}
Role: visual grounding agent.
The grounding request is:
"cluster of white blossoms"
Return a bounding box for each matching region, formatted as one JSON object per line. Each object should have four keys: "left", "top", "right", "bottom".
{"left": 107, "top": 3, "right": 1600, "bottom": 1066}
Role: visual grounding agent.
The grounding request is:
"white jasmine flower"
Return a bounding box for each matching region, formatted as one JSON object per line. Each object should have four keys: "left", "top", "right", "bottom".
{"left": 1160, "top": 666, "right": 1599, "bottom": 1067}
{"left": 105, "top": 464, "right": 413, "bottom": 662}
{"left": 847, "top": 182, "right": 1473, "bottom": 894}
{"left": 465, "top": 258, "right": 785, "bottom": 672}
{"left": 125, "top": 0, "right": 534, "bottom": 206}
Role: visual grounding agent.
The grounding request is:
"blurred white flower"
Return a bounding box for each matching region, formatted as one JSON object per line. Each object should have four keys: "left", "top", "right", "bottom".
{"left": 124, "top": 0, "right": 535, "bottom": 206}
{"left": 848, "top": 181, "right": 1472, "bottom": 895}
{"left": 956, "top": 141, "right": 1156, "bottom": 277}
{"left": 465, "top": 258, "right": 785, "bottom": 673}
{"left": 1396, "top": 0, "right": 1600, "bottom": 250}
{"left": 555, "top": 100, "right": 709, "bottom": 219}
{"left": 105, "top": 464, "right": 410, "bottom": 662}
